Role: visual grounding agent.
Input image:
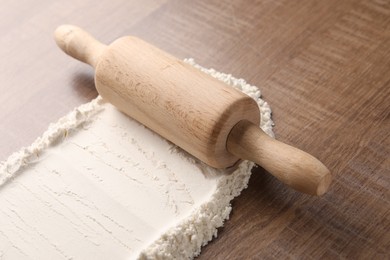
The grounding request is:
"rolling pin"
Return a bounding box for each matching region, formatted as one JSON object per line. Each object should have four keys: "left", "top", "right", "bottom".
{"left": 54, "top": 25, "right": 331, "bottom": 196}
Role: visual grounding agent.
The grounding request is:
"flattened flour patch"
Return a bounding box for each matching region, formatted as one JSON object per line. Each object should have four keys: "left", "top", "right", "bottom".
{"left": 0, "top": 60, "right": 273, "bottom": 259}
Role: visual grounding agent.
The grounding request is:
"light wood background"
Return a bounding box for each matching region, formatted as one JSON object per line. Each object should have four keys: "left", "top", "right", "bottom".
{"left": 1, "top": 0, "right": 389, "bottom": 259}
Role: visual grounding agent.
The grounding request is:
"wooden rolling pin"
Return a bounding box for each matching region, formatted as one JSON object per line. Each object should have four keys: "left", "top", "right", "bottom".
{"left": 54, "top": 25, "right": 331, "bottom": 196}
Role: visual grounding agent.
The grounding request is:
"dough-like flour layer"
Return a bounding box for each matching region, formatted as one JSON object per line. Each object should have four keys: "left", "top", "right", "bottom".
{"left": 0, "top": 59, "right": 273, "bottom": 259}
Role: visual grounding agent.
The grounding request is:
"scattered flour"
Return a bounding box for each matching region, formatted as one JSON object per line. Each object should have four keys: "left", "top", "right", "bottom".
{"left": 0, "top": 59, "right": 273, "bottom": 259}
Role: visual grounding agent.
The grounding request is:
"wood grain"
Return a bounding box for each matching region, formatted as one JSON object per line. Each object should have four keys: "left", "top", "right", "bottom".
{"left": 91, "top": 31, "right": 259, "bottom": 169}
{"left": 1, "top": 0, "right": 389, "bottom": 259}
{"left": 55, "top": 25, "right": 330, "bottom": 194}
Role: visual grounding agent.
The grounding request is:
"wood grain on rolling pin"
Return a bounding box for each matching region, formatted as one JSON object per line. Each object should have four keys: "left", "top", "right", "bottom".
{"left": 95, "top": 36, "right": 260, "bottom": 168}
{"left": 55, "top": 25, "right": 331, "bottom": 195}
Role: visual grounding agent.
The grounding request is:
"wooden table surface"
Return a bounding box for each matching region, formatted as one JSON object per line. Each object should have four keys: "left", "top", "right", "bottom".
{"left": 1, "top": 0, "right": 389, "bottom": 259}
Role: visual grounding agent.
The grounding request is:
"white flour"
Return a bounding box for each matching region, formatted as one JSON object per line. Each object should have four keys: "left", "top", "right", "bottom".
{"left": 0, "top": 59, "right": 273, "bottom": 259}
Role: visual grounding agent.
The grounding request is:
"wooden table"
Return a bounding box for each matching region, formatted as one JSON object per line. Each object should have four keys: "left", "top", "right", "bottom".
{"left": 1, "top": 0, "right": 389, "bottom": 258}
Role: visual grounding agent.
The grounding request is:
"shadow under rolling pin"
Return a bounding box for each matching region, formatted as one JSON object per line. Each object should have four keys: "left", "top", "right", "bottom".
{"left": 54, "top": 25, "right": 332, "bottom": 196}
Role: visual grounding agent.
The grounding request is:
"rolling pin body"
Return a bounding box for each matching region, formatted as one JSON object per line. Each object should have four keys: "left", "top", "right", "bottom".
{"left": 96, "top": 37, "right": 260, "bottom": 168}
{"left": 55, "top": 25, "right": 331, "bottom": 195}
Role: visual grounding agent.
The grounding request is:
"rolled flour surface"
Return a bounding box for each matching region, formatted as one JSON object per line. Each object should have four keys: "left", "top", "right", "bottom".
{"left": 0, "top": 59, "right": 273, "bottom": 259}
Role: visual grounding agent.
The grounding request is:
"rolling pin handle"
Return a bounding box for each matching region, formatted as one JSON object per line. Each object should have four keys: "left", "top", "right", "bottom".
{"left": 54, "top": 25, "right": 107, "bottom": 68}
{"left": 227, "top": 120, "right": 332, "bottom": 196}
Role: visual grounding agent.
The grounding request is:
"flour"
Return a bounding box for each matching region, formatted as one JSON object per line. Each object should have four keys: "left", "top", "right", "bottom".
{"left": 0, "top": 59, "right": 273, "bottom": 259}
